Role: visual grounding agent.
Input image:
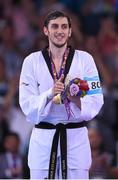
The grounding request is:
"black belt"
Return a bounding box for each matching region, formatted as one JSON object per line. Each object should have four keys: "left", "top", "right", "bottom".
{"left": 35, "top": 121, "right": 86, "bottom": 179}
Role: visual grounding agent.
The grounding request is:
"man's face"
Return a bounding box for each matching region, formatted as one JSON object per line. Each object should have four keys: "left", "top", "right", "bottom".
{"left": 44, "top": 17, "right": 71, "bottom": 48}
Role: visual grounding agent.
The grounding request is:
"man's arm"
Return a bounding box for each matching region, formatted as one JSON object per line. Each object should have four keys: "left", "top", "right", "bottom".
{"left": 19, "top": 54, "right": 53, "bottom": 124}
{"left": 69, "top": 52, "right": 104, "bottom": 121}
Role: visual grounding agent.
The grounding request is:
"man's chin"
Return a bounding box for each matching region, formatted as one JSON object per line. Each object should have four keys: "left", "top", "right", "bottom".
{"left": 53, "top": 42, "right": 67, "bottom": 48}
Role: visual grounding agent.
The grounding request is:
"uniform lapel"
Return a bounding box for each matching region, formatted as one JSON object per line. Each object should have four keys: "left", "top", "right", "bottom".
{"left": 41, "top": 46, "right": 75, "bottom": 82}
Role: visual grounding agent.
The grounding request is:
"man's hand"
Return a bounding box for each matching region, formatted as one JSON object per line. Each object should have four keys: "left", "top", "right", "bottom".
{"left": 53, "top": 74, "right": 64, "bottom": 96}
{"left": 67, "top": 94, "right": 81, "bottom": 109}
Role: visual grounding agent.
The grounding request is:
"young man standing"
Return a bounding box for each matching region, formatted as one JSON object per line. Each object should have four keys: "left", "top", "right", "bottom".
{"left": 19, "top": 11, "right": 104, "bottom": 179}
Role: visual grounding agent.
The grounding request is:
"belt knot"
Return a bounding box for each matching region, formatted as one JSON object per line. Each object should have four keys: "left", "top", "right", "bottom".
{"left": 56, "top": 123, "right": 65, "bottom": 130}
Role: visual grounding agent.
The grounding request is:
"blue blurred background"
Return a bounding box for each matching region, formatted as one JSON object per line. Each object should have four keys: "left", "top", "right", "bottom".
{"left": 0, "top": 0, "right": 118, "bottom": 178}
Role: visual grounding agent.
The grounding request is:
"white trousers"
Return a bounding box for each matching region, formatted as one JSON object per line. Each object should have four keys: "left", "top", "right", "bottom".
{"left": 30, "top": 156, "right": 89, "bottom": 179}
{"left": 29, "top": 127, "right": 91, "bottom": 179}
{"left": 30, "top": 169, "right": 89, "bottom": 179}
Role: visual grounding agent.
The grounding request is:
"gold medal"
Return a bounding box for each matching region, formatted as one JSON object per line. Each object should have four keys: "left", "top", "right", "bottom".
{"left": 53, "top": 94, "right": 62, "bottom": 104}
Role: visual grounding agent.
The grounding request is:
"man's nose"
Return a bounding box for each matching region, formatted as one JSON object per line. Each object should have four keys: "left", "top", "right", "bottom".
{"left": 57, "top": 26, "right": 63, "bottom": 33}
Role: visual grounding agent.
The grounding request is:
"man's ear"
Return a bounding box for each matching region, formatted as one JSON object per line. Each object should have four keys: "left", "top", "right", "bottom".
{"left": 69, "top": 28, "right": 72, "bottom": 37}
{"left": 43, "top": 27, "right": 48, "bottom": 36}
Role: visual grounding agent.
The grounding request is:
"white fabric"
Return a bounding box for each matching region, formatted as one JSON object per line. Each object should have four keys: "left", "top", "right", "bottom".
{"left": 30, "top": 155, "right": 89, "bottom": 179}
{"left": 19, "top": 49, "right": 104, "bottom": 178}
{"left": 19, "top": 50, "right": 103, "bottom": 125}
{"left": 28, "top": 127, "right": 91, "bottom": 170}
{"left": 30, "top": 168, "right": 89, "bottom": 179}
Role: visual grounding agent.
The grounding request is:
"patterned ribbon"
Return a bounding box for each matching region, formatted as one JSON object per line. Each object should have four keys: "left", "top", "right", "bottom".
{"left": 49, "top": 48, "right": 74, "bottom": 119}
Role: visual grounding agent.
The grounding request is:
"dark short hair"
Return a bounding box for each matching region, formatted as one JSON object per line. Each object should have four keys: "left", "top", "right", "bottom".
{"left": 44, "top": 11, "right": 71, "bottom": 28}
{"left": 5, "top": 132, "right": 20, "bottom": 142}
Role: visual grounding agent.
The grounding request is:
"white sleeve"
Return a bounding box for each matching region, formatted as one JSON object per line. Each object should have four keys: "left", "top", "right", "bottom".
{"left": 70, "top": 52, "right": 104, "bottom": 121}
{"left": 19, "top": 54, "right": 53, "bottom": 124}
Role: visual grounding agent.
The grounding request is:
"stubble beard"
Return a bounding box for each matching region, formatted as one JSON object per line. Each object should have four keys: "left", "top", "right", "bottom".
{"left": 53, "top": 41, "right": 67, "bottom": 48}
{"left": 51, "top": 38, "right": 68, "bottom": 48}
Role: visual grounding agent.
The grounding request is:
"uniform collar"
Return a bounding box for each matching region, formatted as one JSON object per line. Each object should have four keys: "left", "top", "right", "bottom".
{"left": 41, "top": 46, "right": 75, "bottom": 82}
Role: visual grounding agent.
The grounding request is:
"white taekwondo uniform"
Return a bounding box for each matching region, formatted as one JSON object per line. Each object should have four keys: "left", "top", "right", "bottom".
{"left": 19, "top": 47, "right": 104, "bottom": 179}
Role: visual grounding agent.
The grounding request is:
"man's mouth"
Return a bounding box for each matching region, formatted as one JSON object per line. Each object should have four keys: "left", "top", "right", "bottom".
{"left": 55, "top": 34, "right": 65, "bottom": 41}
{"left": 57, "top": 36, "right": 63, "bottom": 40}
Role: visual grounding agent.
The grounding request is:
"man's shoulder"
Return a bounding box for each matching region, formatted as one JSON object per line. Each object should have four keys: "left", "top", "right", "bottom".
{"left": 75, "top": 49, "right": 93, "bottom": 58}
{"left": 23, "top": 50, "right": 43, "bottom": 64}
{"left": 25, "top": 50, "right": 42, "bottom": 59}
{"left": 74, "top": 49, "right": 95, "bottom": 65}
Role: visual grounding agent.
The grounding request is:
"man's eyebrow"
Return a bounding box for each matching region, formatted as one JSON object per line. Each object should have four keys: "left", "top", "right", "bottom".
{"left": 51, "top": 23, "right": 68, "bottom": 26}
{"left": 51, "top": 23, "right": 58, "bottom": 25}
{"left": 61, "top": 24, "right": 68, "bottom": 26}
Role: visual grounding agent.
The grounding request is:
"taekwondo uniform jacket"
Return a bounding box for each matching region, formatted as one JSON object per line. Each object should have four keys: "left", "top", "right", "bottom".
{"left": 19, "top": 47, "right": 104, "bottom": 170}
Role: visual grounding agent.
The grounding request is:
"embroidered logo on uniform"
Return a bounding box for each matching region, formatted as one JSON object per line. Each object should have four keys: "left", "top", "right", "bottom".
{"left": 21, "top": 82, "right": 29, "bottom": 86}
{"left": 37, "top": 82, "right": 40, "bottom": 87}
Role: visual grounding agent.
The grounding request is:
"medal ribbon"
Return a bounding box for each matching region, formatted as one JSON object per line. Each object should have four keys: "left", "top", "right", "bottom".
{"left": 50, "top": 48, "right": 73, "bottom": 119}
{"left": 49, "top": 48, "right": 69, "bottom": 81}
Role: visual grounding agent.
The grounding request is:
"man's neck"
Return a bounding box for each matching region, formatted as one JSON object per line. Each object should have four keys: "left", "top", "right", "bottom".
{"left": 49, "top": 44, "right": 67, "bottom": 61}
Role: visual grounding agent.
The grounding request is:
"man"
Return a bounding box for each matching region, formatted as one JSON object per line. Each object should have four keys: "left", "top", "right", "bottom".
{"left": 0, "top": 132, "right": 23, "bottom": 178}
{"left": 19, "top": 11, "right": 104, "bottom": 179}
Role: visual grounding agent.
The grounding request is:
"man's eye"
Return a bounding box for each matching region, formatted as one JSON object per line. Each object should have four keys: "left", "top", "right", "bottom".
{"left": 51, "top": 24, "right": 58, "bottom": 29}
{"left": 62, "top": 24, "right": 68, "bottom": 29}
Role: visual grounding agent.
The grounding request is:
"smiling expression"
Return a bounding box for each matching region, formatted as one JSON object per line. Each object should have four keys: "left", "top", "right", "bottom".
{"left": 44, "top": 17, "right": 72, "bottom": 48}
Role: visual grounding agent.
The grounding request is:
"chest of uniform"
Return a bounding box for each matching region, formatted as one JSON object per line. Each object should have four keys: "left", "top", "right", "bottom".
{"left": 34, "top": 53, "right": 83, "bottom": 93}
